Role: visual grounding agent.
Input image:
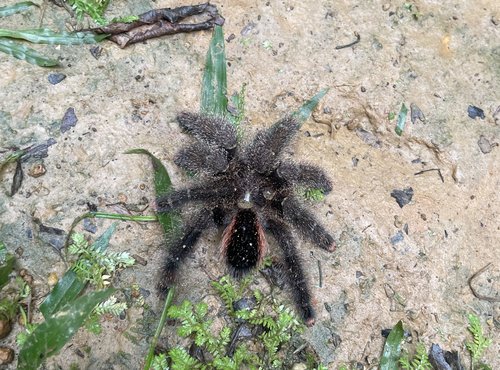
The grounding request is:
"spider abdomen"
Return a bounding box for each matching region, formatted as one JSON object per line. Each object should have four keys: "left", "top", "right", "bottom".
{"left": 221, "top": 209, "right": 266, "bottom": 278}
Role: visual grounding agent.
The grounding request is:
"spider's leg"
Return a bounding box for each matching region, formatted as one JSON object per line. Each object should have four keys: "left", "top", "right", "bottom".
{"left": 157, "top": 209, "right": 211, "bottom": 295}
{"left": 245, "top": 116, "right": 300, "bottom": 173}
{"left": 174, "top": 142, "right": 229, "bottom": 174}
{"left": 281, "top": 197, "right": 336, "bottom": 251}
{"left": 177, "top": 112, "right": 237, "bottom": 150}
{"left": 156, "top": 183, "right": 236, "bottom": 213}
{"left": 265, "top": 217, "right": 315, "bottom": 326}
{"left": 277, "top": 161, "right": 332, "bottom": 194}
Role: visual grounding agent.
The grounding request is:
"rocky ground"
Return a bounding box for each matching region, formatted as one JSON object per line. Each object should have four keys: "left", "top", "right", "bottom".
{"left": 0, "top": 0, "right": 498, "bottom": 369}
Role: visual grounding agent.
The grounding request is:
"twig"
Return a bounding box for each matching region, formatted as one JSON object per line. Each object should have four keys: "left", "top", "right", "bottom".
{"left": 468, "top": 263, "right": 500, "bottom": 302}
{"left": 335, "top": 32, "right": 360, "bottom": 49}
{"left": 414, "top": 168, "right": 444, "bottom": 183}
{"left": 317, "top": 260, "right": 323, "bottom": 288}
{"left": 92, "top": 3, "right": 224, "bottom": 48}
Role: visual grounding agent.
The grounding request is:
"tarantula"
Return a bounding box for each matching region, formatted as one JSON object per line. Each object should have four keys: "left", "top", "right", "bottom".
{"left": 156, "top": 112, "right": 335, "bottom": 326}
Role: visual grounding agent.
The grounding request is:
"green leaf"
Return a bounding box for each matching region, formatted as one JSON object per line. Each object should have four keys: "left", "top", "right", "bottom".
{"left": 0, "top": 28, "right": 108, "bottom": 44}
{"left": 125, "top": 149, "right": 181, "bottom": 238}
{"left": 0, "top": 1, "right": 38, "bottom": 18}
{"left": 18, "top": 288, "right": 114, "bottom": 370}
{"left": 39, "top": 269, "right": 86, "bottom": 319}
{"left": 380, "top": 320, "right": 405, "bottom": 370}
{"left": 200, "top": 25, "right": 227, "bottom": 116}
{"left": 40, "top": 225, "right": 116, "bottom": 318}
{"left": 395, "top": 103, "right": 408, "bottom": 136}
{"left": 91, "top": 222, "right": 116, "bottom": 253}
{"left": 292, "top": 87, "right": 329, "bottom": 125}
{"left": 0, "top": 38, "right": 58, "bottom": 66}
{"left": 0, "top": 241, "right": 15, "bottom": 289}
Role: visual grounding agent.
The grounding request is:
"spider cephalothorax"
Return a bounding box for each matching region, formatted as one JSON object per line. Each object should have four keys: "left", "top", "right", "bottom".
{"left": 157, "top": 112, "right": 335, "bottom": 326}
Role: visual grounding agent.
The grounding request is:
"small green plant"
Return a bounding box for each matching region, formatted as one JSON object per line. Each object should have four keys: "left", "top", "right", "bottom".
{"left": 399, "top": 343, "right": 433, "bottom": 370}
{"left": 159, "top": 273, "right": 306, "bottom": 369}
{"left": 465, "top": 314, "right": 492, "bottom": 370}
{"left": 69, "top": 232, "right": 135, "bottom": 288}
{"left": 84, "top": 295, "right": 128, "bottom": 334}
{"left": 302, "top": 188, "right": 326, "bottom": 201}
{"left": 66, "top": 0, "right": 110, "bottom": 25}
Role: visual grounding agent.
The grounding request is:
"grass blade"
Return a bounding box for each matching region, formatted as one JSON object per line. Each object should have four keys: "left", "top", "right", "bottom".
{"left": 380, "top": 320, "right": 405, "bottom": 370}
{"left": 39, "top": 269, "right": 86, "bottom": 319}
{"left": 0, "top": 38, "right": 58, "bottom": 66}
{"left": 143, "top": 287, "right": 175, "bottom": 370}
{"left": 0, "top": 1, "right": 38, "bottom": 18}
{"left": 395, "top": 103, "right": 408, "bottom": 136}
{"left": 0, "top": 28, "right": 108, "bottom": 44}
{"left": 200, "top": 25, "right": 227, "bottom": 116}
{"left": 18, "top": 288, "right": 114, "bottom": 370}
{"left": 293, "top": 87, "right": 329, "bottom": 125}
{"left": 125, "top": 149, "right": 181, "bottom": 237}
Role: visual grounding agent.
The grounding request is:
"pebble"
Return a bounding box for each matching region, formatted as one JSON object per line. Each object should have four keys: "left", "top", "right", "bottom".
{"left": 61, "top": 107, "right": 78, "bottom": 133}
{"left": 48, "top": 73, "right": 66, "bottom": 85}
{"left": 28, "top": 163, "right": 47, "bottom": 178}
{"left": 0, "top": 347, "right": 14, "bottom": 365}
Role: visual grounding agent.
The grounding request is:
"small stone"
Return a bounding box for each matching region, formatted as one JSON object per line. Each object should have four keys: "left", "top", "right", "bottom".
{"left": 61, "top": 107, "right": 78, "bottom": 133}
{"left": 48, "top": 73, "right": 66, "bottom": 85}
{"left": 478, "top": 135, "right": 497, "bottom": 154}
{"left": 89, "top": 46, "right": 102, "bottom": 59}
{"left": 382, "top": 3, "right": 391, "bottom": 11}
{"left": 28, "top": 162, "right": 47, "bottom": 178}
{"left": 0, "top": 346, "right": 14, "bottom": 365}
{"left": 118, "top": 193, "right": 128, "bottom": 203}
{"left": 83, "top": 218, "right": 97, "bottom": 234}
{"left": 467, "top": 105, "right": 485, "bottom": 120}
{"left": 390, "top": 230, "right": 404, "bottom": 244}
{"left": 291, "top": 364, "right": 307, "bottom": 370}
{"left": 47, "top": 272, "right": 59, "bottom": 287}
{"left": 390, "top": 187, "right": 414, "bottom": 208}
{"left": 0, "top": 320, "right": 12, "bottom": 339}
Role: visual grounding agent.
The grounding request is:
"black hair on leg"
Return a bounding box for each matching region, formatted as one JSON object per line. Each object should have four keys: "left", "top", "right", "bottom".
{"left": 277, "top": 161, "right": 333, "bottom": 193}
{"left": 174, "top": 142, "right": 229, "bottom": 174}
{"left": 245, "top": 116, "right": 300, "bottom": 173}
{"left": 177, "top": 112, "right": 237, "bottom": 149}
{"left": 281, "top": 197, "right": 336, "bottom": 251}
{"left": 157, "top": 209, "right": 211, "bottom": 295}
{"left": 221, "top": 209, "right": 266, "bottom": 278}
{"left": 265, "top": 217, "right": 315, "bottom": 326}
{"left": 156, "top": 183, "right": 236, "bottom": 213}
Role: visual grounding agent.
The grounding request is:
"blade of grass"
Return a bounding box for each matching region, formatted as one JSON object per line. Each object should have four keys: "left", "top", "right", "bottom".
{"left": 0, "top": 28, "right": 109, "bottom": 44}
{"left": 0, "top": 38, "right": 58, "bottom": 66}
{"left": 395, "top": 103, "right": 408, "bottom": 136}
{"left": 39, "top": 269, "right": 86, "bottom": 319}
{"left": 292, "top": 87, "right": 329, "bottom": 125}
{"left": 65, "top": 212, "right": 158, "bottom": 249}
{"left": 125, "top": 149, "right": 181, "bottom": 238}
{"left": 200, "top": 25, "right": 227, "bottom": 116}
{"left": 380, "top": 320, "right": 405, "bottom": 370}
{"left": 18, "top": 288, "right": 114, "bottom": 370}
{"left": 143, "top": 287, "right": 175, "bottom": 370}
{"left": 0, "top": 241, "right": 15, "bottom": 289}
{"left": 42, "top": 224, "right": 117, "bottom": 318}
{"left": 0, "top": 1, "right": 38, "bottom": 18}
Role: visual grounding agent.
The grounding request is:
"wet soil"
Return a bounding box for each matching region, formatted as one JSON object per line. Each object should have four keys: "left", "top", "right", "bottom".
{"left": 0, "top": 0, "right": 498, "bottom": 369}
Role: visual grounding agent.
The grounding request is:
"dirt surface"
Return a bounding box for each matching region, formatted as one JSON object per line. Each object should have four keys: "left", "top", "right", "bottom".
{"left": 1, "top": 0, "right": 499, "bottom": 369}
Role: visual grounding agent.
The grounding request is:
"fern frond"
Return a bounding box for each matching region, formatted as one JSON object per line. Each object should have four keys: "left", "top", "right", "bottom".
{"left": 466, "top": 314, "right": 492, "bottom": 362}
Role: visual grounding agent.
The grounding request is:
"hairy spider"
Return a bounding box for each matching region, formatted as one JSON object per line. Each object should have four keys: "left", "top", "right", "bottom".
{"left": 156, "top": 112, "right": 335, "bottom": 326}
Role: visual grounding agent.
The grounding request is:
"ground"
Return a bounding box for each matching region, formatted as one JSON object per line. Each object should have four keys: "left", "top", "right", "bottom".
{"left": 0, "top": 0, "right": 498, "bottom": 369}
